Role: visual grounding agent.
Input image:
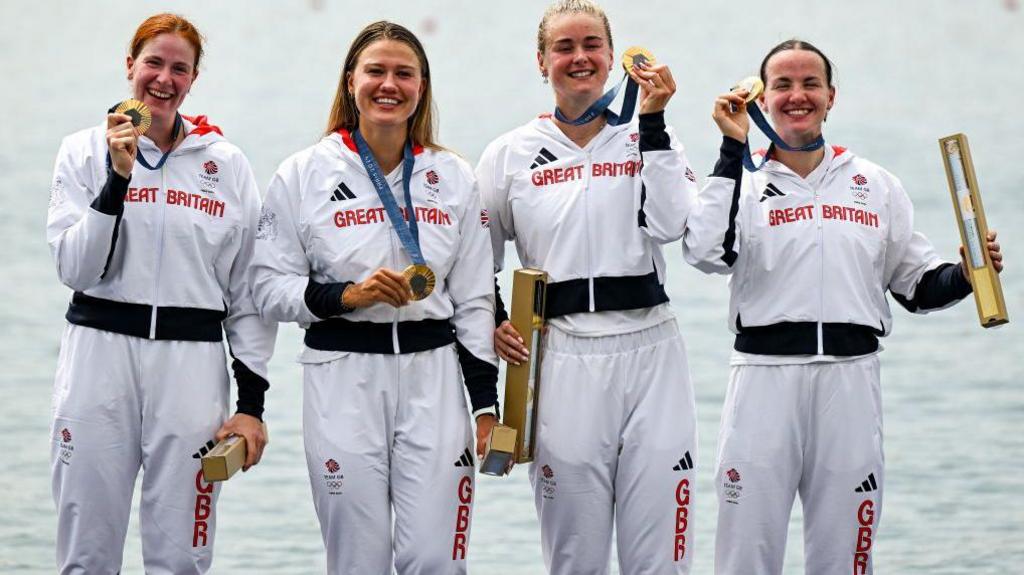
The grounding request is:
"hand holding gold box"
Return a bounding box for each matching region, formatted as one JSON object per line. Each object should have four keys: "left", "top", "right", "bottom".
{"left": 939, "top": 133, "right": 1008, "bottom": 328}
{"left": 201, "top": 435, "right": 247, "bottom": 482}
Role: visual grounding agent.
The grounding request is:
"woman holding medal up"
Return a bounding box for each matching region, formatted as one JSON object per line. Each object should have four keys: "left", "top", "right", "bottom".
{"left": 45, "top": 13, "right": 275, "bottom": 574}
{"left": 683, "top": 40, "right": 1004, "bottom": 574}
{"left": 477, "top": 1, "right": 700, "bottom": 573}
{"left": 251, "top": 20, "right": 498, "bottom": 575}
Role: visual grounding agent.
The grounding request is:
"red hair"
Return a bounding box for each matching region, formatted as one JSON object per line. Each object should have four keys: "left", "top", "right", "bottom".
{"left": 129, "top": 13, "right": 205, "bottom": 70}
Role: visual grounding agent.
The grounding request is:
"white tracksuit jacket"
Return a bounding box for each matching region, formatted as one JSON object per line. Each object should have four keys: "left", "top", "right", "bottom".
{"left": 250, "top": 130, "right": 498, "bottom": 412}
{"left": 47, "top": 116, "right": 276, "bottom": 574}
{"left": 477, "top": 112, "right": 698, "bottom": 330}
{"left": 47, "top": 116, "right": 275, "bottom": 410}
{"left": 478, "top": 112, "right": 701, "bottom": 574}
{"left": 683, "top": 138, "right": 972, "bottom": 358}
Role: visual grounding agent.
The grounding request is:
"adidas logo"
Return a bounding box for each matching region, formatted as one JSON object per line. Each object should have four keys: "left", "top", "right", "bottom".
{"left": 192, "top": 439, "right": 217, "bottom": 459}
{"left": 855, "top": 472, "right": 878, "bottom": 493}
{"left": 530, "top": 147, "right": 558, "bottom": 170}
{"left": 672, "top": 451, "right": 694, "bottom": 471}
{"left": 454, "top": 447, "right": 474, "bottom": 468}
{"left": 759, "top": 182, "right": 785, "bottom": 203}
{"left": 330, "top": 181, "right": 356, "bottom": 202}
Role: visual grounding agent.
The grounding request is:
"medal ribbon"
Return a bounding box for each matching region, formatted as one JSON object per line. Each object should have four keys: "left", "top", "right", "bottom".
{"left": 742, "top": 104, "right": 825, "bottom": 171}
{"left": 553, "top": 72, "right": 640, "bottom": 127}
{"left": 352, "top": 130, "right": 425, "bottom": 266}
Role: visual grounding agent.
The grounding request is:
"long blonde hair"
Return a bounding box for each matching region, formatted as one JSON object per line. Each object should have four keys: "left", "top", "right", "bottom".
{"left": 324, "top": 21, "right": 441, "bottom": 150}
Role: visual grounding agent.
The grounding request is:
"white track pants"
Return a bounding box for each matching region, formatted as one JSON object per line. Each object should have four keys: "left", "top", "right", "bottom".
{"left": 714, "top": 355, "right": 884, "bottom": 575}
{"left": 302, "top": 344, "right": 475, "bottom": 575}
{"left": 50, "top": 324, "right": 229, "bottom": 575}
{"left": 530, "top": 320, "right": 698, "bottom": 575}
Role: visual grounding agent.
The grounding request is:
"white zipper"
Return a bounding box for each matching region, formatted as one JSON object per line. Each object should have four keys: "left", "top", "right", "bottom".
{"left": 390, "top": 172, "right": 402, "bottom": 354}
{"left": 814, "top": 184, "right": 824, "bottom": 355}
{"left": 583, "top": 151, "right": 595, "bottom": 312}
{"left": 149, "top": 166, "right": 168, "bottom": 339}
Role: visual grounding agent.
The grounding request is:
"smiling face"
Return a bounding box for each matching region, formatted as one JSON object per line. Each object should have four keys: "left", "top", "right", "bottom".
{"left": 761, "top": 49, "right": 835, "bottom": 147}
{"left": 538, "top": 12, "right": 614, "bottom": 110}
{"left": 347, "top": 39, "right": 425, "bottom": 132}
{"left": 126, "top": 33, "right": 197, "bottom": 123}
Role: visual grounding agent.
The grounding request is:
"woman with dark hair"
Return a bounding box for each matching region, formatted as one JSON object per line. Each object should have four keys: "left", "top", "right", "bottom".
{"left": 478, "top": 1, "right": 700, "bottom": 573}
{"left": 251, "top": 20, "right": 497, "bottom": 574}
{"left": 46, "top": 12, "right": 275, "bottom": 574}
{"left": 684, "top": 39, "right": 1003, "bottom": 574}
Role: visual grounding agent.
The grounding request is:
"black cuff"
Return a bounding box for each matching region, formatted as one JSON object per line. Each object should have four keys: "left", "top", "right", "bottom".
{"left": 639, "top": 111, "right": 671, "bottom": 152}
{"left": 892, "top": 262, "right": 974, "bottom": 313}
{"left": 304, "top": 279, "right": 353, "bottom": 319}
{"left": 231, "top": 358, "right": 269, "bottom": 420}
{"left": 91, "top": 169, "right": 131, "bottom": 216}
{"left": 494, "top": 277, "right": 509, "bottom": 326}
{"left": 712, "top": 137, "right": 745, "bottom": 181}
{"left": 455, "top": 340, "right": 499, "bottom": 413}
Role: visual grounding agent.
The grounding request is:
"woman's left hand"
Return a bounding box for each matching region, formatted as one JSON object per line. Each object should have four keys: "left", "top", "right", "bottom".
{"left": 474, "top": 414, "right": 498, "bottom": 461}
{"left": 215, "top": 414, "right": 268, "bottom": 471}
{"left": 628, "top": 61, "right": 677, "bottom": 115}
{"left": 960, "top": 229, "right": 1004, "bottom": 280}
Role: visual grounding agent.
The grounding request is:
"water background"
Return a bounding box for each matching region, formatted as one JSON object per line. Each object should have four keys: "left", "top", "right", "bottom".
{"left": 2, "top": 0, "right": 1022, "bottom": 572}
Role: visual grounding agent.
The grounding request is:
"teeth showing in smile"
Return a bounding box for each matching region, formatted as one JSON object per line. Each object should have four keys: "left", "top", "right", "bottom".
{"left": 147, "top": 88, "right": 173, "bottom": 100}
{"left": 374, "top": 97, "right": 400, "bottom": 105}
{"left": 785, "top": 109, "right": 811, "bottom": 116}
{"left": 569, "top": 71, "right": 594, "bottom": 78}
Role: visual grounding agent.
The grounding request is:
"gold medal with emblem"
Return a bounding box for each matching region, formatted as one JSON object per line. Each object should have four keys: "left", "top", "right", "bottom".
{"left": 403, "top": 264, "right": 436, "bottom": 301}
{"left": 732, "top": 76, "right": 764, "bottom": 103}
{"left": 113, "top": 98, "right": 152, "bottom": 135}
{"left": 622, "top": 46, "right": 656, "bottom": 72}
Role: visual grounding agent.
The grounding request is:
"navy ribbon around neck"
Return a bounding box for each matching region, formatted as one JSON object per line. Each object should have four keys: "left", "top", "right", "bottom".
{"left": 743, "top": 104, "right": 825, "bottom": 172}
{"left": 352, "top": 130, "right": 425, "bottom": 266}
{"left": 104, "top": 108, "right": 184, "bottom": 173}
{"left": 135, "top": 113, "right": 183, "bottom": 171}
{"left": 553, "top": 72, "right": 640, "bottom": 127}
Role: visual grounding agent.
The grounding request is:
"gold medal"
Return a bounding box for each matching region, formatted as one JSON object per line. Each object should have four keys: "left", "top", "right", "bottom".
{"left": 622, "top": 46, "right": 656, "bottom": 72}
{"left": 113, "top": 98, "right": 152, "bottom": 135}
{"left": 732, "top": 76, "right": 764, "bottom": 103}
{"left": 403, "top": 264, "right": 436, "bottom": 301}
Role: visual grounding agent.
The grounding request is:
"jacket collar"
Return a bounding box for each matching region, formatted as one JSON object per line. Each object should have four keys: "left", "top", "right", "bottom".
{"left": 531, "top": 113, "right": 632, "bottom": 152}
{"left": 327, "top": 129, "right": 434, "bottom": 177}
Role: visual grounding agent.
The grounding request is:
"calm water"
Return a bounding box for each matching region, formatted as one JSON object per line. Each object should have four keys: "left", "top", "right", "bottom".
{"left": 2, "top": 1, "right": 1022, "bottom": 573}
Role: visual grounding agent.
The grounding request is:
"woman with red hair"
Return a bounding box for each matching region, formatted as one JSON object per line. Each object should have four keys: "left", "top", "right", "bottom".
{"left": 46, "top": 13, "right": 274, "bottom": 573}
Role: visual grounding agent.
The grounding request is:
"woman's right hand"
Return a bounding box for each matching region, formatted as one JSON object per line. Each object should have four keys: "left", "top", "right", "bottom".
{"left": 494, "top": 320, "right": 529, "bottom": 365}
{"left": 712, "top": 90, "right": 751, "bottom": 142}
{"left": 106, "top": 113, "right": 138, "bottom": 178}
{"left": 342, "top": 268, "right": 413, "bottom": 308}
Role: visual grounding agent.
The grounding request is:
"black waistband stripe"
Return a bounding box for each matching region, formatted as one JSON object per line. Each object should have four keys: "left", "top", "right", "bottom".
{"left": 544, "top": 271, "right": 669, "bottom": 319}
{"left": 66, "top": 292, "right": 225, "bottom": 342}
{"left": 304, "top": 317, "right": 455, "bottom": 354}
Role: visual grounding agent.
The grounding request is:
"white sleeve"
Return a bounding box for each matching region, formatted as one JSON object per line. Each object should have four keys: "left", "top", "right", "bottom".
{"left": 223, "top": 154, "right": 278, "bottom": 382}
{"left": 635, "top": 113, "right": 696, "bottom": 243}
{"left": 682, "top": 137, "right": 745, "bottom": 275}
{"left": 250, "top": 159, "right": 321, "bottom": 325}
{"left": 476, "top": 137, "right": 515, "bottom": 274}
{"left": 445, "top": 163, "right": 499, "bottom": 412}
{"left": 46, "top": 137, "right": 122, "bottom": 291}
{"left": 884, "top": 174, "right": 947, "bottom": 309}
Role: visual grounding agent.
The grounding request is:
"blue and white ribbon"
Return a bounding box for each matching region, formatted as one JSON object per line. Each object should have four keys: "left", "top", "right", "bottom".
{"left": 352, "top": 130, "right": 425, "bottom": 266}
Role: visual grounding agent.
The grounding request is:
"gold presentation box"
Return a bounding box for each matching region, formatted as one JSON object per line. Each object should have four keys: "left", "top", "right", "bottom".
{"left": 939, "top": 134, "right": 1008, "bottom": 328}
{"left": 503, "top": 269, "right": 548, "bottom": 463}
{"left": 479, "top": 424, "right": 518, "bottom": 476}
{"left": 201, "top": 435, "right": 245, "bottom": 482}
